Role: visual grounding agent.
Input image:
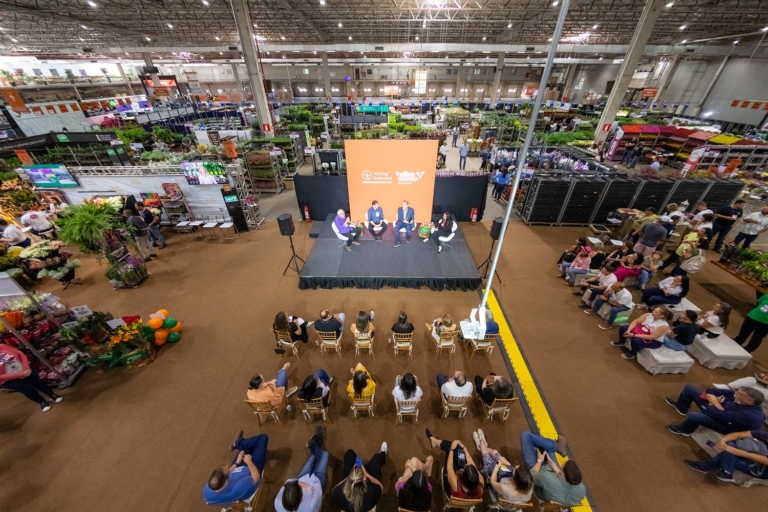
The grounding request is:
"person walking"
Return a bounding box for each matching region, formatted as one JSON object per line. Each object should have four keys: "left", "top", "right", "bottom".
{"left": 451, "top": 127, "right": 459, "bottom": 147}
{"left": 734, "top": 294, "right": 768, "bottom": 353}
{"left": 458, "top": 140, "right": 469, "bottom": 170}
{"left": 438, "top": 142, "right": 449, "bottom": 165}
{"left": 137, "top": 202, "right": 167, "bottom": 249}
{"left": 1, "top": 344, "right": 63, "bottom": 412}
{"left": 480, "top": 147, "right": 490, "bottom": 171}
{"left": 122, "top": 209, "right": 156, "bottom": 261}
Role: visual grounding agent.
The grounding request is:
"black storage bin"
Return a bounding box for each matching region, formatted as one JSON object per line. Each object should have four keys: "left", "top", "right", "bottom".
{"left": 702, "top": 179, "right": 745, "bottom": 211}
{"left": 631, "top": 178, "right": 676, "bottom": 212}
{"left": 559, "top": 178, "right": 608, "bottom": 225}
{"left": 663, "top": 179, "right": 713, "bottom": 212}
{"left": 592, "top": 177, "right": 642, "bottom": 224}
{"left": 521, "top": 176, "right": 571, "bottom": 224}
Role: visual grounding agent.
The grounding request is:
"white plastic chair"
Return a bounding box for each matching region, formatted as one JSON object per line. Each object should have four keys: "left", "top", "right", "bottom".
{"left": 431, "top": 216, "right": 458, "bottom": 248}
{"left": 330, "top": 221, "right": 349, "bottom": 247}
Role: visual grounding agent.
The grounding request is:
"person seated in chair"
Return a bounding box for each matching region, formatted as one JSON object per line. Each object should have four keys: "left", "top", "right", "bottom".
{"left": 587, "top": 282, "right": 634, "bottom": 330}
{"left": 334, "top": 209, "right": 362, "bottom": 252}
{"left": 274, "top": 311, "right": 312, "bottom": 344}
{"left": 661, "top": 310, "right": 699, "bottom": 351}
{"left": 484, "top": 310, "right": 499, "bottom": 335}
{"left": 391, "top": 311, "right": 414, "bottom": 335}
{"left": 366, "top": 200, "right": 387, "bottom": 242}
{"left": 473, "top": 428, "right": 533, "bottom": 504}
{"left": 684, "top": 429, "right": 768, "bottom": 484}
{"left": 425, "top": 429, "right": 484, "bottom": 500}
{"left": 350, "top": 310, "right": 375, "bottom": 341}
{"left": 314, "top": 309, "right": 345, "bottom": 340}
{"left": 436, "top": 370, "right": 473, "bottom": 398}
{"left": 394, "top": 200, "right": 415, "bottom": 248}
{"left": 425, "top": 211, "right": 454, "bottom": 252}
{"left": 331, "top": 442, "right": 387, "bottom": 512}
{"left": 474, "top": 373, "right": 514, "bottom": 406}
{"left": 298, "top": 369, "right": 334, "bottom": 408}
{"left": 393, "top": 373, "right": 423, "bottom": 403}
{"left": 520, "top": 431, "right": 585, "bottom": 505}
{"left": 610, "top": 307, "right": 672, "bottom": 360}
{"left": 425, "top": 313, "right": 457, "bottom": 343}
{"left": 347, "top": 363, "right": 376, "bottom": 400}
{"left": 396, "top": 461, "right": 433, "bottom": 511}
{"left": 203, "top": 431, "right": 268, "bottom": 507}
{"left": 575, "top": 264, "right": 617, "bottom": 305}
{"left": 275, "top": 427, "right": 328, "bottom": 512}
{"left": 247, "top": 362, "right": 298, "bottom": 405}
{"left": 665, "top": 384, "right": 766, "bottom": 436}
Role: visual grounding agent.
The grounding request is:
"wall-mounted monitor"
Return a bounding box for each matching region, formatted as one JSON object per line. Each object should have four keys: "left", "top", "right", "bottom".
{"left": 23, "top": 164, "right": 79, "bottom": 188}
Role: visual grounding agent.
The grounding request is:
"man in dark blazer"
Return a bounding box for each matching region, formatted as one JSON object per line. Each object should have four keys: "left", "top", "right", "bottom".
{"left": 394, "top": 200, "right": 415, "bottom": 248}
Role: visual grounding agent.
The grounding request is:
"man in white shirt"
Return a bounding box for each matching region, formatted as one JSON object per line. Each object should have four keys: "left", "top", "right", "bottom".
{"left": 20, "top": 205, "right": 56, "bottom": 239}
{"left": 732, "top": 205, "right": 768, "bottom": 249}
{"left": 436, "top": 370, "right": 473, "bottom": 397}
{"left": 587, "top": 282, "right": 634, "bottom": 329}
{"left": 575, "top": 264, "right": 618, "bottom": 306}
{"left": 275, "top": 427, "right": 327, "bottom": 512}
{"left": 0, "top": 219, "right": 31, "bottom": 247}
{"left": 438, "top": 142, "right": 450, "bottom": 165}
{"left": 684, "top": 202, "right": 713, "bottom": 227}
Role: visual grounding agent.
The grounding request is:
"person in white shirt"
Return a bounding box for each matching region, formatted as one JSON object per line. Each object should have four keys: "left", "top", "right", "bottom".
{"left": 697, "top": 302, "right": 732, "bottom": 338}
{"left": 732, "top": 205, "right": 768, "bottom": 248}
{"left": 682, "top": 202, "right": 713, "bottom": 227}
{"left": 696, "top": 213, "right": 715, "bottom": 233}
{"left": 638, "top": 274, "right": 688, "bottom": 308}
{"left": 275, "top": 427, "right": 327, "bottom": 512}
{"left": 393, "top": 373, "right": 423, "bottom": 403}
{"left": 576, "top": 264, "right": 618, "bottom": 307}
{"left": 0, "top": 219, "right": 30, "bottom": 247}
{"left": 438, "top": 142, "right": 450, "bottom": 165}
{"left": 20, "top": 205, "right": 56, "bottom": 239}
{"left": 436, "top": 370, "right": 473, "bottom": 397}
{"left": 611, "top": 307, "right": 672, "bottom": 360}
{"left": 47, "top": 197, "right": 69, "bottom": 218}
{"left": 586, "top": 282, "right": 634, "bottom": 329}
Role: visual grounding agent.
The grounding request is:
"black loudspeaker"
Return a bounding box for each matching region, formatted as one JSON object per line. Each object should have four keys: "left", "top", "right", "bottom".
{"left": 277, "top": 213, "right": 295, "bottom": 236}
{"left": 490, "top": 217, "right": 503, "bottom": 240}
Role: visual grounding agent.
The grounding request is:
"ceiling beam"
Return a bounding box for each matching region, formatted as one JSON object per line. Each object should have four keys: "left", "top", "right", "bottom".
{"left": 495, "top": 0, "right": 596, "bottom": 43}
{"left": 270, "top": 0, "right": 331, "bottom": 43}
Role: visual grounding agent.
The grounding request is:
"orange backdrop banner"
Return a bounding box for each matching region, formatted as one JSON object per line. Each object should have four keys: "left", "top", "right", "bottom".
{"left": 345, "top": 140, "right": 438, "bottom": 224}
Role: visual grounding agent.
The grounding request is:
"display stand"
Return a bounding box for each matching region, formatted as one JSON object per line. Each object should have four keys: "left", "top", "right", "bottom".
{"left": 605, "top": 125, "right": 641, "bottom": 162}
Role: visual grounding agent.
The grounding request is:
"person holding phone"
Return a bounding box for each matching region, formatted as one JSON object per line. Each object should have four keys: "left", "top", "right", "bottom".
{"left": 203, "top": 431, "right": 268, "bottom": 507}
{"left": 472, "top": 428, "right": 532, "bottom": 504}
{"left": 425, "top": 429, "right": 484, "bottom": 500}
{"left": 274, "top": 427, "right": 327, "bottom": 512}
{"left": 474, "top": 373, "right": 514, "bottom": 406}
{"left": 684, "top": 430, "right": 768, "bottom": 483}
{"left": 331, "top": 443, "right": 387, "bottom": 512}
{"left": 520, "top": 431, "right": 585, "bottom": 505}
{"left": 274, "top": 312, "right": 312, "bottom": 344}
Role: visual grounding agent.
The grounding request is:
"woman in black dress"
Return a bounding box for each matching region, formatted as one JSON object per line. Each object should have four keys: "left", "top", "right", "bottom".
{"left": 425, "top": 212, "right": 454, "bottom": 253}
{"left": 273, "top": 311, "right": 309, "bottom": 343}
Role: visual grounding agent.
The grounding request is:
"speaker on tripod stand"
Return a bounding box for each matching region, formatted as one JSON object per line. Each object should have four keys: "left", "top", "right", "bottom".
{"left": 277, "top": 213, "right": 305, "bottom": 276}
{"left": 477, "top": 217, "right": 502, "bottom": 283}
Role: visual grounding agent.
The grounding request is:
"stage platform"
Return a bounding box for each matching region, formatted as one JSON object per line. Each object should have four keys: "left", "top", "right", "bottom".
{"left": 298, "top": 214, "right": 482, "bottom": 291}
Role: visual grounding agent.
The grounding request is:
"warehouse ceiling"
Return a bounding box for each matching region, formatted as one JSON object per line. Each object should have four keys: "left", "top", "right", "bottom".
{"left": 0, "top": 0, "right": 766, "bottom": 58}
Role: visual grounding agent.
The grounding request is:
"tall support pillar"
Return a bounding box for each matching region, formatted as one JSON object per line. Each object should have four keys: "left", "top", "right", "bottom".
{"left": 696, "top": 56, "right": 729, "bottom": 114}
{"left": 141, "top": 53, "right": 161, "bottom": 87}
{"left": 322, "top": 52, "right": 332, "bottom": 100}
{"left": 231, "top": 0, "right": 273, "bottom": 135}
{"left": 650, "top": 54, "right": 680, "bottom": 108}
{"left": 116, "top": 63, "right": 134, "bottom": 95}
{"left": 72, "top": 87, "right": 82, "bottom": 101}
{"left": 489, "top": 53, "right": 504, "bottom": 105}
{"left": 594, "top": 0, "right": 664, "bottom": 144}
{"left": 562, "top": 64, "right": 578, "bottom": 101}
{"left": 231, "top": 63, "right": 244, "bottom": 100}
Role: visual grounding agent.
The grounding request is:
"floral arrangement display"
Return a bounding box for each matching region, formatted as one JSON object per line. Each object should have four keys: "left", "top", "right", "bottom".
{"left": 105, "top": 256, "right": 148, "bottom": 288}
{"left": 5, "top": 240, "right": 80, "bottom": 283}
{"left": 59, "top": 311, "right": 109, "bottom": 349}
{"left": 718, "top": 246, "right": 768, "bottom": 287}
{"left": 86, "top": 316, "right": 154, "bottom": 371}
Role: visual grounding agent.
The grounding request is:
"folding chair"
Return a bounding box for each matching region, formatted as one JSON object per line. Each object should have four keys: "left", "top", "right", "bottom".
{"left": 394, "top": 398, "right": 420, "bottom": 426}
{"left": 429, "top": 328, "right": 457, "bottom": 360}
{"left": 273, "top": 328, "right": 300, "bottom": 359}
{"left": 244, "top": 395, "right": 285, "bottom": 426}
{"left": 488, "top": 497, "right": 533, "bottom": 511}
{"left": 299, "top": 396, "right": 331, "bottom": 424}
{"left": 354, "top": 331, "right": 374, "bottom": 358}
{"left": 350, "top": 391, "right": 375, "bottom": 418}
{"left": 215, "top": 468, "right": 266, "bottom": 511}
{"left": 440, "top": 466, "right": 482, "bottom": 511}
{"left": 467, "top": 333, "right": 496, "bottom": 359}
{"left": 477, "top": 395, "right": 518, "bottom": 423}
{"left": 218, "top": 222, "right": 240, "bottom": 242}
{"left": 441, "top": 393, "right": 472, "bottom": 419}
{"left": 393, "top": 332, "right": 414, "bottom": 358}
{"left": 188, "top": 220, "right": 205, "bottom": 239}
{"left": 533, "top": 494, "right": 571, "bottom": 512}
{"left": 203, "top": 220, "right": 220, "bottom": 240}
{"left": 318, "top": 330, "right": 342, "bottom": 358}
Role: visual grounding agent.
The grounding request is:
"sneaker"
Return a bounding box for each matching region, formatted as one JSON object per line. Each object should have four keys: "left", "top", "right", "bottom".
{"left": 572, "top": 291, "right": 583, "bottom": 296}
{"left": 583, "top": 310, "right": 595, "bottom": 315}
{"left": 230, "top": 430, "right": 244, "bottom": 451}
{"left": 621, "top": 353, "right": 635, "bottom": 360}
{"left": 556, "top": 435, "right": 568, "bottom": 456}
{"left": 423, "top": 238, "right": 430, "bottom": 243}
{"left": 40, "top": 402, "right": 51, "bottom": 412}
{"left": 610, "top": 340, "right": 625, "bottom": 347}
{"left": 578, "top": 304, "right": 590, "bottom": 309}
{"left": 394, "top": 242, "right": 401, "bottom": 248}
{"left": 684, "top": 460, "right": 709, "bottom": 474}
{"left": 477, "top": 428, "right": 486, "bottom": 447}
{"left": 598, "top": 324, "right": 614, "bottom": 330}
{"left": 715, "top": 470, "right": 735, "bottom": 483}
{"left": 666, "top": 424, "right": 690, "bottom": 437}
{"left": 664, "top": 397, "right": 686, "bottom": 416}
{"left": 472, "top": 431, "right": 481, "bottom": 451}
{"left": 405, "top": 239, "right": 411, "bottom": 243}
{"left": 380, "top": 441, "right": 388, "bottom": 454}
{"left": 314, "top": 339, "right": 320, "bottom": 346}
{"left": 345, "top": 246, "right": 352, "bottom": 252}
{"left": 286, "top": 386, "right": 299, "bottom": 398}
{"left": 369, "top": 310, "right": 375, "bottom": 321}
{"left": 51, "top": 394, "right": 63, "bottom": 403}
{"left": 159, "top": 244, "right": 167, "bottom": 250}
{"left": 352, "top": 241, "right": 361, "bottom": 245}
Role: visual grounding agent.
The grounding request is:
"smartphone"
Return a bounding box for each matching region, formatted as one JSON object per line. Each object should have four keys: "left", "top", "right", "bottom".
{"left": 288, "top": 315, "right": 294, "bottom": 322}
{"left": 706, "top": 440, "right": 717, "bottom": 448}
{"left": 355, "top": 457, "right": 363, "bottom": 467}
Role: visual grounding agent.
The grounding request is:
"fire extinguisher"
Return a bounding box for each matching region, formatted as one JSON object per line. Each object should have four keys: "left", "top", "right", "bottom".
{"left": 303, "top": 205, "right": 311, "bottom": 221}
{"left": 470, "top": 207, "right": 478, "bottom": 225}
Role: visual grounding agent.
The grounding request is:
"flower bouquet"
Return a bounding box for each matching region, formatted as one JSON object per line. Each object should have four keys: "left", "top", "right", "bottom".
{"left": 88, "top": 316, "right": 154, "bottom": 371}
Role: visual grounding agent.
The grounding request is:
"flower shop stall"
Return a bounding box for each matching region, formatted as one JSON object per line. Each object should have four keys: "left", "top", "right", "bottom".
{"left": 3, "top": 241, "right": 82, "bottom": 289}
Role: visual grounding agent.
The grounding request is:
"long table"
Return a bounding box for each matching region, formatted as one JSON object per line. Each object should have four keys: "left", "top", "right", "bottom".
{"left": 711, "top": 260, "right": 768, "bottom": 299}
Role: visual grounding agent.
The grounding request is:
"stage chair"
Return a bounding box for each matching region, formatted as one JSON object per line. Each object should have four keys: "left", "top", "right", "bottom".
{"left": 393, "top": 332, "right": 414, "bottom": 358}
{"left": 350, "top": 391, "right": 375, "bottom": 418}
{"left": 394, "top": 398, "right": 420, "bottom": 426}
{"left": 431, "top": 215, "right": 459, "bottom": 249}
{"left": 441, "top": 393, "right": 472, "bottom": 419}
{"left": 188, "top": 220, "right": 205, "bottom": 240}
{"left": 477, "top": 395, "right": 518, "bottom": 423}
{"left": 318, "top": 330, "right": 342, "bottom": 358}
{"left": 354, "top": 331, "right": 374, "bottom": 358}
{"left": 299, "top": 396, "right": 332, "bottom": 424}
{"left": 244, "top": 395, "right": 285, "bottom": 426}
{"left": 365, "top": 214, "right": 388, "bottom": 239}
{"left": 429, "top": 327, "right": 457, "bottom": 360}
{"left": 440, "top": 465, "right": 482, "bottom": 511}
{"left": 330, "top": 221, "right": 350, "bottom": 247}
{"left": 273, "top": 328, "right": 300, "bottom": 359}
{"left": 467, "top": 333, "right": 496, "bottom": 359}
{"left": 488, "top": 497, "right": 533, "bottom": 511}
{"left": 215, "top": 468, "right": 266, "bottom": 511}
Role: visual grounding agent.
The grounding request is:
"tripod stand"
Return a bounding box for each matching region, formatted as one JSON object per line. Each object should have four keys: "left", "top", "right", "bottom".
{"left": 477, "top": 239, "right": 501, "bottom": 283}
{"left": 283, "top": 235, "right": 305, "bottom": 276}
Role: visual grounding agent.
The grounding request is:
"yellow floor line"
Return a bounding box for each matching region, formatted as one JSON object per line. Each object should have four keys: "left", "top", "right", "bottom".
{"left": 487, "top": 289, "right": 594, "bottom": 512}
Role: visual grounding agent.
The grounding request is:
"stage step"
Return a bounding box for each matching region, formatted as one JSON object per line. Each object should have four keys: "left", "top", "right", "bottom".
{"left": 309, "top": 220, "right": 324, "bottom": 238}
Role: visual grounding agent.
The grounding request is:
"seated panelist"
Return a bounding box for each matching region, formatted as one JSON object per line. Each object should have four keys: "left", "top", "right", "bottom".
{"left": 366, "top": 200, "right": 387, "bottom": 242}
{"left": 394, "top": 200, "right": 415, "bottom": 248}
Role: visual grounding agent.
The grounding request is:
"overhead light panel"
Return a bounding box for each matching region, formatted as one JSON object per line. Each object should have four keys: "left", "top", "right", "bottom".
{"left": 320, "top": 0, "right": 325, "bottom": 4}
{"left": 592, "top": 24, "right": 598, "bottom": 29}
{"left": 681, "top": 39, "right": 687, "bottom": 43}
{"left": 415, "top": 36, "right": 419, "bottom": 40}
{"left": 88, "top": 1, "right": 97, "bottom": 6}
{"left": 552, "top": 1, "right": 559, "bottom": 5}
{"left": 762, "top": 27, "right": 768, "bottom": 31}
{"left": 10, "top": 37, "right": 18, "bottom": 42}
{"left": 679, "top": 24, "right": 686, "bottom": 29}
{"left": 145, "top": 36, "right": 151, "bottom": 41}
{"left": 349, "top": 36, "right": 352, "bottom": 40}
{"left": 81, "top": 24, "right": 88, "bottom": 29}
{"left": 338, "top": 22, "right": 343, "bottom": 28}
{"left": 281, "top": 35, "right": 285, "bottom": 40}
{"left": 733, "top": 40, "right": 739, "bottom": 44}
{"left": 665, "top": 1, "right": 674, "bottom": 6}
{"left": 482, "top": 36, "right": 486, "bottom": 41}
{"left": 202, "top": 0, "right": 209, "bottom": 5}
{"left": 507, "top": 23, "right": 512, "bottom": 28}
{"left": 168, "top": 23, "right": 174, "bottom": 28}
{"left": 215, "top": 36, "right": 220, "bottom": 40}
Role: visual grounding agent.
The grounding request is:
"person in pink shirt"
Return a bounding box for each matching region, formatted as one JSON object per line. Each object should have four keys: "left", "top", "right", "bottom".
{"left": 560, "top": 246, "right": 592, "bottom": 285}
{"left": 612, "top": 253, "right": 643, "bottom": 283}
{"left": 0, "top": 344, "right": 62, "bottom": 412}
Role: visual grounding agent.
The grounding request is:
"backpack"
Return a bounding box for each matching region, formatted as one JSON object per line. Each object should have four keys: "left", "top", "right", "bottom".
{"left": 680, "top": 252, "right": 707, "bottom": 273}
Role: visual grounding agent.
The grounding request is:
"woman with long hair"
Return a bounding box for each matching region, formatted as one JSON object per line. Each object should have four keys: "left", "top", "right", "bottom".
{"left": 697, "top": 302, "right": 732, "bottom": 338}
{"left": 346, "top": 363, "right": 376, "bottom": 399}
{"left": 331, "top": 443, "right": 387, "bottom": 512}
{"left": 426, "top": 212, "right": 454, "bottom": 252}
{"left": 557, "top": 237, "right": 587, "bottom": 265}
{"left": 612, "top": 307, "right": 673, "bottom": 360}
{"left": 392, "top": 373, "right": 423, "bottom": 403}
{"left": 426, "top": 313, "right": 457, "bottom": 343}
{"left": 350, "top": 311, "right": 375, "bottom": 340}
{"left": 298, "top": 369, "right": 334, "bottom": 407}
{"left": 638, "top": 274, "right": 689, "bottom": 308}
{"left": 391, "top": 311, "right": 414, "bottom": 334}
{"left": 425, "top": 429, "right": 483, "bottom": 500}
{"left": 396, "top": 464, "right": 433, "bottom": 511}
{"left": 273, "top": 311, "right": 310, "bottom": 344}
{"left": 472, "top": 428, "right": 533, "bottom": 504}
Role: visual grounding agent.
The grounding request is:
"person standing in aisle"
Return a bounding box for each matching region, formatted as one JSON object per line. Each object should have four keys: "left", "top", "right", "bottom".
{"left": 734, "top": 294, "right": 768, "bottom": 353}
{"left": 438, "top": 142, "right": 449, "bottom": 165}
{"left": 479, "top": 146, "right": 490, "bottom": 171}
{"left": 137, "top": 202, "right": 167, "bottom": 250}
{"left": 451, "top": 127, "right": 459, "bottom": 147}
{"left": 710, "top": 199, "right": 745, "bottom": 252}
{"left": 1, "top": 343, "right": 63, "bottom": 412}
{"left": 731, "top": 205, "right": 768, "bottom": 249}
{"left": 459, "top": 140, "right": 469, "bottom": 170}
{"left": 123, "top": 209, "right": 156, "bottom": 262}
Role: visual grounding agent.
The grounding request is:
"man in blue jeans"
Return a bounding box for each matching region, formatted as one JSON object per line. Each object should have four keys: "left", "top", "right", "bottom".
{"left": 394, "top": 200, "right": 415, "bottom": 248}
{"left": 275, "top": 427, "right": 328, "bottom": 512}
{"left": 520, "top": 431, "right": 585, "bottom": 505}
{"left": 684, "top": 429, "right": 768, "bottom": 483}
{"left": 665, "top": 384, "right": 765, "bottom": 436}
{"left": 459, "top": 140, "right": 469, "bottom": 170}
{"left": 203, "top": 431, "right": 268, "bottom": 507}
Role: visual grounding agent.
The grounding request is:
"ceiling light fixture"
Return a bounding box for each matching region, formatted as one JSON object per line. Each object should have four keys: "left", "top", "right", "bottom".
{"left": 681, "top": 39, "right": 687, "bottom": 43}
{"left": 733, "top": 40, "right": 739, "bottom": 44}
{"left": 145, "top": 36, "right": 151, "bottom": 41}
{"left": 415, "top": 36, "right": 419, "bottom": 40}
{"left": 320, "top": 0, "right": 325, "bottom": 4}
{"left": 762, "top": 26, "right": 768, "bottom": 32}
{"left": 482, "top": 36, "right": 486, "bottom": 40}
{"left": 215, "top": 36, "right": 220, "bottom": 40}
{"left": 592, "top": 24, "right": 598, "bottom": 29}
{"left": 281, "top": 35, "right": 285, "bottom": 40}
{"left": 338, "top": 22, "right": 343, "bottom": 28}
{"left": 679, "top": 24, "right": 686, "bottom": 30}
{"left": 202, "top": 0, "right": 209, "bottom": 4}
{"left": 552, "top": 1, "right": 559, "bottom": 5}
{"left": 507, "top": 23, "right": 512, "bottom": 28}
{"left": 88, "top": 1, "right": 97, "bottom": 6}
{"left": 79, "top": 37, "right": 84, "bottom": 41}
{"left": 349, "top": 36, "right": 352, "bottom": 40}
{"left": 10, "top": 37, "right": 18, "bottom": 42}
{"left": 665, "top": 1, "right": 674, "bottom": 6}
{"left": 81, "top": 24, "right": 87, "bottom": 29}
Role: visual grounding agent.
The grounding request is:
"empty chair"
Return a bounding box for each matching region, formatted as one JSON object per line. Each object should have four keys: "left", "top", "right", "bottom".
{"left": 273, "top": 328, "right": 300, "bottom": 359}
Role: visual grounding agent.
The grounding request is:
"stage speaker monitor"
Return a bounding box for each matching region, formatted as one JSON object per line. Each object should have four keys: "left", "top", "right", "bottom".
{"left": 277, "top": 213, "right": 295, "bottom": 236}
{"left": 490, "top": 217, "right": 504, "bottom": 240}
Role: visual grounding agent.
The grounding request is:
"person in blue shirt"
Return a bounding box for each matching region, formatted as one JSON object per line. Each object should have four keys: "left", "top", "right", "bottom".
{"left": 459, "top": 141, "right": 469, "bottom": 170}
{"left": 394, "top": 200, "right": 415, "bottom": 248}
{"left": 366, "top": 200, "right": 387, "bottom": 242}
{"left": 479, "top": 147, "right": 490, "bottom": 171}
{"left": 484, "top": 310, "right": 500, "bottom": 336}
{"left": 203, "top": 431, "right": 268, "bottom": 507}
{"left": 493, "top": 169, "right": 510, "bottom": 201}
{"left": 666, "top": 385, "right": 765, "bottom": 436}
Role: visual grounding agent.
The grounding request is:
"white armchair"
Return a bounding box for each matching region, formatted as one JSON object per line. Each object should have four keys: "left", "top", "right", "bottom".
{"left": 330, "top": 220, "right": 349, "bottom": 246}
{"left": 365, "top": 214, "right": 388, "bottom": 235}
{"left": 431, "top": 216, "right": 458, "bottom": 248}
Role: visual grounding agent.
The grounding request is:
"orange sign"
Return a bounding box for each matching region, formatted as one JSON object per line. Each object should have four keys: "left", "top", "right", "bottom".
{"left": 14, "top": 150, "right": 34, "bottom": 166}
{"left": 31, "top": 106, "right": 44, "bottom": 116}
{"left": 45, "top": 105, "right": 56, "bottom": 114}
{"left": 154, "top": 86, "right": 169, "bottom": 97}
{"left": 222, "top": 139, "right": 237, "bottom": 159}
{"left": 58, "top": 103, "right": 69, "bottom": 112}
{"left": 0, "top": 87, "right": 29, "bottom": 113}
{"left": 641, "top": 88, "right": 658, "bottom": 98}
{"left": 345, "top": 140, "right": 438, "bottom": 223}
{"left": 69, "top": 102, "right": 80, "bottom": 111}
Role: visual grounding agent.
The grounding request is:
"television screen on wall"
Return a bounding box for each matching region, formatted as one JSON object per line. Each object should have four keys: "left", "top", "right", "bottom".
{"left": 23, "top": 164, "right": 79, "bottom": 188}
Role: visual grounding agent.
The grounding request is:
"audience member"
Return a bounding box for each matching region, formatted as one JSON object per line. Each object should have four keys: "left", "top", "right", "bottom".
{"left": 612, "top": 253, "right": 643, "bottom": 283}
{"left": 685, "top": 202, "right": 713, "bottom": 228}
{"left": 710, "top": 199, "right": 745, "bottom": 252}
{"left": 391, "top": 311, "right": 414, "bottom": 334}
{"left": 331, "top": 443, "right": 387, "bottom": 512}
{"left": 393, "top": 373, "right": 423, "bottom": 403}
{"left": 606, "top": 240, "right": 633, "bottom": 266}
{"left": 665, "top": 203, "right": 684, "bottom": 221}
{"left": 436, "top": 370, "right": 473, "bottom": 397}
{"left": 731, "top": 204, "right": 768, "bottom": 249}
{"left": 556, "top": 237, "right": 587, "bottom": 265}
{"left": 575, "top": 264, "right": 617, "bottom": 305}
{"left": 559, "top": 246, "right": 591, "bottom": 284}
{"left": 426, "top": 429, "right": 484, "bottom": 500}
{"left": 520, "top": 431, "right": 585, "bottom": 505}
{"left": 203, "top": 431, "right": 267, "bottom": 507}
{"left": 633, "top": 217, "right": 668, "bottom": 258}
{"left": 274, "top": 311, "right": 311, "bottom": 344}
{"left": 347, "top": 363, "right": 376, "bottom": 399}
{"left": 351, "top": 311, "right": 375, "bottom": 340}
{"left": 637, "top": 251, "right": 663, "bottom": 290}
{"left": 698, "top": 213, "right": 715, "bottom": 233}
{"left": 671, "top": 238, "right": 709, "bottom": 276}
{"left": 425, "top": 314, "right": 457, "bottom": 343}
{"left": 611, "top": 307, "right": 672, "bottom": 360}
{"left": 714, "top": 372, "right": 768, "bottom": 417}
{"left": 314, "top": 310, "right": 345, "bottom": 339}
{"left": 247, "top": 362, "right": 298, "bottom": 405}
{"left": 658, "top": 228, "right": 704, "bottom": 272}
{"left": 485, "top": 310, "right": 500, "bottom": 335}
{"left": 298, "top": 370, "right": 334, "bottom": 408}
{"left": 637, "top": 275, "right": 688, "bottom": 308}
{"left": 697, "top": 302, "right": 731, "bottom": 339}
{"left": 734, "top": 293, "right": 768, "bottom": 353}
{"left": 275, "top": 427, "right": 328, "bottom": 512}
{"left": 665, "top": 384, "right": 765, "bottom": 435}
{"left": 684, "top": 430, "right": 768, "bottom": 483}
{"left": 586, "top": 282, "right": 634, "bottom": 329}
{"left": 589, "top": 243, "right": 607, "bottom": 270}
{"left": 474, "top": 373, "right": 514, "bottom": 405}
{"left": 661, "top": 310, "right": 698, "bottom": 351}
{"left": 473, "top": 428, "right": 533, "bottom": 504}
{"left": 395, "top": 459, "right": 433, "bottom": 511}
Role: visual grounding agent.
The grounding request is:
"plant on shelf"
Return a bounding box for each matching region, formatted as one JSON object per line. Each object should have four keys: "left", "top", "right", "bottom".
{"left": 57, "top": 202, "right": 122, "bottom": 256}
{"left": 114, "top": 127, "right": 148, "bottom": 146}
{"left": 140, "top": 151, "right": 172, "bottom": 162}
{"left": 8, "top": 189, "right": 37, "bottom": 206}
{"left": 152, "top": 126, "right": 174, "bottom": 144}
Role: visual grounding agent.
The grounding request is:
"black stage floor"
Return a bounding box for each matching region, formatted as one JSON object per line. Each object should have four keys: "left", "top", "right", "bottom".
{"left": 298, "top": 214, "right": 482, "bottom": 291}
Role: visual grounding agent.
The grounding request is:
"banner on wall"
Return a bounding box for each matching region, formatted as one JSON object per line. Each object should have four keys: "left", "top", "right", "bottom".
{"left": 0, "top": 87, "right": 30, "bottom": 113}
{"left": 345, "top": 140, "right": 438, "bottom": 223}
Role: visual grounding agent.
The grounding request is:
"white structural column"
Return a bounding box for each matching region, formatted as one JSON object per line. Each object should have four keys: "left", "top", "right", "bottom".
{"left": 231, "top": 63, "right": 244, "bottom": 100}
{"left": 322, "top": 52, "right": 332, "bottom": 100}
{"left": 594, "top": 0, "right": 664, "bottom": 143}
{"left": 490, "top": 53, "right": 504, "bottom": 105}
{"left": 456, "top": 62, "right": 464, "bottom": 100}
{"left": 650, "top": 54, "right": 680, "bottom": 108}
{"left": 561, "top": 64, "right": 577, "bottom": 100}
{"left": 695, "top": 55, "right": 729, "bottom": 115}
{"left": 230, "top": 0, "right": 273, "bottom": 135}
{"left": 116, "top": 63, "right": 134, "bottom": 95}
{"left": 141, "top": 53, "right": 161, "bottom": 87}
